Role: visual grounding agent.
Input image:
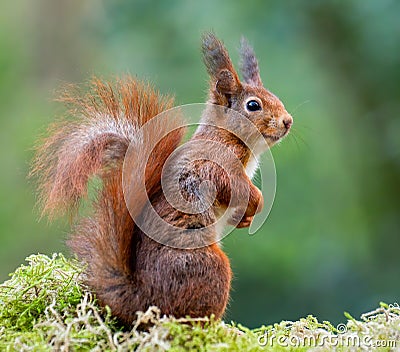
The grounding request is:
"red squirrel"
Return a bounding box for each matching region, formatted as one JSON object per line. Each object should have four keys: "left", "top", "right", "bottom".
{"left": 31, "top": 33, "right": 292, "bottom": 325}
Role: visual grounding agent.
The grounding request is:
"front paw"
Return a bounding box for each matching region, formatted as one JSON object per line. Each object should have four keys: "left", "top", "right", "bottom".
{"left": 251, "top": 187, "right": 264, "bottom": 215}
{"left": 235, "top": 215, "right": 254, "bottom": 228}
{"left": 228, "top": 210, "right": 253, "bottom": 228}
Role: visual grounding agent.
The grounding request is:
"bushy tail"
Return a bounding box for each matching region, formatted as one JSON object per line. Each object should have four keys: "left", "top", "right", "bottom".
{"left": 31, "top": 77, "right": 184, "bottom": 323}
{"left": 31, "top": 77, "right": 177, "bottom": 218}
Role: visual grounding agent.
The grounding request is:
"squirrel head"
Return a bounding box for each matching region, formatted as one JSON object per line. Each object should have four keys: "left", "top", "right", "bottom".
{"left": 201, "top": 33, "right": 293, "bottom": 147}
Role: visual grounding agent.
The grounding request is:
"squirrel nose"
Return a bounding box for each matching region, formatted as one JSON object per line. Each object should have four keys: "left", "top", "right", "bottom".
{"left": 282, "top": 115, "right": 293, "bottom": 130}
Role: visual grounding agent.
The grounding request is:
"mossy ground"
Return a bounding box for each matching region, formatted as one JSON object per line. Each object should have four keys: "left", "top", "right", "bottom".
{"left": 0, "top": 254, "right": 398, "bottom": 351}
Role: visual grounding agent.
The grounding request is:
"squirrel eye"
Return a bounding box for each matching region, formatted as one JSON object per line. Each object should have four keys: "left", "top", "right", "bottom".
{"left": 246, "top": 100, "right": 262, "bottom": 112}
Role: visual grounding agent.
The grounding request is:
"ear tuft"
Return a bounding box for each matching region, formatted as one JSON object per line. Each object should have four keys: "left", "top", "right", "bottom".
{"left": 201, "top": 32, "right": 236, "bottom": 78}
{"left": 239, "top": 37, "right": 263, "bottom": 87}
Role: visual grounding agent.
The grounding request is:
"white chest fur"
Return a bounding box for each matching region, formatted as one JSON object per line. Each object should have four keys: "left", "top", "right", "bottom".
{"left": 214, "top": 155, "right": 259, "bottom": 244}
{"left": 245, "top": 155, "right": 259, "bottom": 179}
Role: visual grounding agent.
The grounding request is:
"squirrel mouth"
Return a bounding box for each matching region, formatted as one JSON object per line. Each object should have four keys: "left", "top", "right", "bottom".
{"left": 262, "top": 133, "right": 281, "bottom": 142}
{"left": 263, "top": 129, "right": 290, "bottom": 142}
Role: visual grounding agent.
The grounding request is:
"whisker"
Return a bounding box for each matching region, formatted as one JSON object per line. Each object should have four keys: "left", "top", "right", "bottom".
{"left": 285, "top": 133, "right": 298, "bottom": 151}
{"left": 290, "top": 129, "right": 309, "bottom": 149}
{"left": 290, "top": 133, "right": 302, "bottom": 151}
{"left": 293, "top": 124, "right": 314, "bottom": 133}
{"left": 289, "top": 100, "right": 311, "bottom": 116}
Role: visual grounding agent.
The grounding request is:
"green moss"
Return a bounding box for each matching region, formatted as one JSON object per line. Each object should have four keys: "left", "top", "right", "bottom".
{"left": 0, "top": 254, "right": 398, "bottom": 351}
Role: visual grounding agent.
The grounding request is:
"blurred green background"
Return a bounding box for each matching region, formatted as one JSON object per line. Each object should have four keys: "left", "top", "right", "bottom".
{"left": 1, "top": 1, "right": 399, "bottom": 328}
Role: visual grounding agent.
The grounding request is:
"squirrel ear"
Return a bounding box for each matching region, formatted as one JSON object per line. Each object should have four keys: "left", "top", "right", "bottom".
{"left": 215, "top": 69, "right": 239, "bottom": 95}
{"left": 202, "top": 33, "right": 240, "bottom": 80}
{"left": 239, "top": 37, "right": 263, "bottom": 87}
{"left": 202, "top": 32, "right": 241, "bottom": 97}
